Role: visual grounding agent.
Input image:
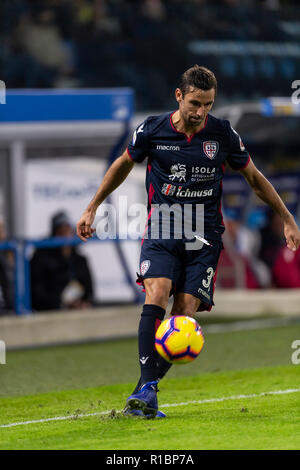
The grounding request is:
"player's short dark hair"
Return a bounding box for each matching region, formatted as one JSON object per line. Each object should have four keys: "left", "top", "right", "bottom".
{"left": 179, "top": 65, "right": 217, "bottom": 97}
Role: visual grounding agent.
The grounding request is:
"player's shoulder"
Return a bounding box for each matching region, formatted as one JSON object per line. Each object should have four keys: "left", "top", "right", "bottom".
{"left": 138, "top": 112, "right": 171, "bottom": 135}
{"left": 208, "top": 113, "right": 231, "bottom": 134}
{"left": 130, "top": 113, "right": 171, "bottom": 153}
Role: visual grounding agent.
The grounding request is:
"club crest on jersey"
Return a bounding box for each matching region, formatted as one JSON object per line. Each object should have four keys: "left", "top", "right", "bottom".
{"left": 140, "top": 260, "right": 151, "bottom": 276}
{"left": 203, "top": 141, "right": 219, "bottom": 160}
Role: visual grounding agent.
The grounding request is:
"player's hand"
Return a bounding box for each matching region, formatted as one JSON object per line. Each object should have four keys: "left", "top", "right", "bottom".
{"left": 76, "top": 209, "right": 96, "bottom": 241}
{"left": 284, "top": 219, "right": 300, "bottom": 252}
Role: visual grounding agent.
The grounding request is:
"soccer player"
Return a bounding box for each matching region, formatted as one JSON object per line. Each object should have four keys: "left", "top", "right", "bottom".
{"left": 77, "top": 65, "right": 300, "bottom": 418}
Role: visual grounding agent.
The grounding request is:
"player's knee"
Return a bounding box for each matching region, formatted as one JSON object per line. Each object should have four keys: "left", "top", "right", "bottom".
{"left": 144, "top": 278, "right": 171, "bottom": 309}
{"left": 147, "top": 288, "right": 169, "bottom": 308}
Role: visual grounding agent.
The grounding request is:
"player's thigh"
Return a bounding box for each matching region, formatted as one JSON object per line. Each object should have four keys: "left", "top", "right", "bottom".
{"left": 144, "top": 277, "right": 172, "bottom": 309}
{"left": 171, "top": 292, "right": 201, "bottom": 317}
{"left": 139, "top": 238, "right": 181, "bottom": 281}
{"left": 176, "top": 241, "right": 223, "bottom": 311}
{"left": 138, "top": 238, "right": 181, "bottom": 309}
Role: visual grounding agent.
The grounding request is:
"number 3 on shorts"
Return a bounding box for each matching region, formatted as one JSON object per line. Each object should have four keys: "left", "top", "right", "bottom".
{"left": 202, "top": 267, "right": 214, "bottom": 289}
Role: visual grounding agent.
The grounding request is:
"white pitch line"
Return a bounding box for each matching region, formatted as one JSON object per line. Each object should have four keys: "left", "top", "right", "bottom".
{"left": 159, "top": 387, "right": 300, "bottom": 408}
{"left": 1, "top": 387, "right": 300, "bottom": 429}
{"left": 0, "top": 411, "right": 109, "bottom": 429}
{"left": 203, "top": 316, "right": 300, "bottom": 334}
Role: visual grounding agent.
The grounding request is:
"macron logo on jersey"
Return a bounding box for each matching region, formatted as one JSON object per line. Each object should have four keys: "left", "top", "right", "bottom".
{"left": 156, "top": 145, "right": 180, "bottom": 151}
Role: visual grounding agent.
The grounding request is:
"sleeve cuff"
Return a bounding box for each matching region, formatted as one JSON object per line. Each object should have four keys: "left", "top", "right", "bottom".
{"left": 126, "top": 147, "right": 134, "bottom": 161}
{"left": 234, "top": 154, "right": 251, "bottom": 171}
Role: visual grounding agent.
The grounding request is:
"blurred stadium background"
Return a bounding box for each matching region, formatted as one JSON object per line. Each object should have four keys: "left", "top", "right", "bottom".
{"left": 0, "top": 0, "right": 300, "bottom": 350}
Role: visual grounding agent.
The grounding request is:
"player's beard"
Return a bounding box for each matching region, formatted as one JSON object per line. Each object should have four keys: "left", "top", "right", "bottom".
{"left": 179, "top": 107, "right": 205, "bottom": 130}
{"left": 180, "top": 108, "right": 204, "bottom": 128}
{"left": 187, "top": 115, "right": 204, "bottom": 128}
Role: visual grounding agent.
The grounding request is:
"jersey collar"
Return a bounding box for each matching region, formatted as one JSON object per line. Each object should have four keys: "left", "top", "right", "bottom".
{"left": 169, "top": 111, "right": 209, "bottom": 143}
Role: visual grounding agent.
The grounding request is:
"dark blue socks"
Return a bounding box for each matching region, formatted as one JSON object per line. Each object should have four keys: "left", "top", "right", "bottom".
{"left": 138, "top": 304, "right": 165, "bottom": 386}
{"left": 156, "top": 355, "right": 172, "bottom": 381}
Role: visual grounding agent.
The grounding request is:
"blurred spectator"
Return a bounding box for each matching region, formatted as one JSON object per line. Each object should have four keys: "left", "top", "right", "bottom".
{"left": 0, "top": 219, "right": 14, "bottom": 314}
{"left": 14, "top": 7, "right": 72, "bottom": 86}
{"left": 272, "top": 245, "right": 300, "bottom": 288}
{"left": 1, "top": 0, "right": 299, "bottom": 109}
{"left": 258, "top": 210, "right": 285, "bottom": 270}
{"left": 31, "top": 211, "right": 94, "bottom": 311}
{"left": 220, "top": 213, "right": 271, "bottom": 288}
{"left": 257, "top": 210, "right": 300, "bottom": 288}
{"left": 141, "top": 0, "right": 166, "bottom": 22}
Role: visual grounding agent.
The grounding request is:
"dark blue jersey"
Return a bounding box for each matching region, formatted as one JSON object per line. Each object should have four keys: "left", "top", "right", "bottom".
{"left": 127, "top": 111, "right": 250, "bottom": 241}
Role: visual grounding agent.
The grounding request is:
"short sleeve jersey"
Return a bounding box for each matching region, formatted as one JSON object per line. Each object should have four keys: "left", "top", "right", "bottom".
{"left": 127, "top": 112, "right": 250, "bottom": 241}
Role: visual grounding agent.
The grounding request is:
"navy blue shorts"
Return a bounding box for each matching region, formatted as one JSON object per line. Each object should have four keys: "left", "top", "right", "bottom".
{"left": 137, "top": 238, "right": 223, "bottom": 312}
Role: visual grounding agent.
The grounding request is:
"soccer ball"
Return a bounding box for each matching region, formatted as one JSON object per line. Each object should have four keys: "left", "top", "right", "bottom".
{"left": 155, "top": 315, "right": 204, "bottom": 364}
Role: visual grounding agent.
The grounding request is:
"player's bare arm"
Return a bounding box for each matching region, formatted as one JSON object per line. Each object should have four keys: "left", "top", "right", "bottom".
{"left": 77, "top": 150, "right": 134, "bottom": 241}
{"left": 240, "top": 159, "right": 300, "bottom": 252}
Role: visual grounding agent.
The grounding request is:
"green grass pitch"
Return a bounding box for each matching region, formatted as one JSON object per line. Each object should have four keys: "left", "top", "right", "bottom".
{"left": 0, "top": 323, "right": 300, "bottom": 450}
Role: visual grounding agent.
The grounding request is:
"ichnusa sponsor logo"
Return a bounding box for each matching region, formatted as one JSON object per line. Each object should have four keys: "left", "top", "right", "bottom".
{"left": 176, "top": 187, "right": 213, "bottom": 198}
{"left": 161, "top": 183, "right": 176, "bottom": 196}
